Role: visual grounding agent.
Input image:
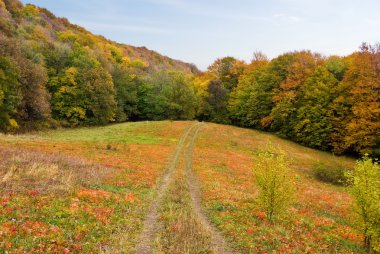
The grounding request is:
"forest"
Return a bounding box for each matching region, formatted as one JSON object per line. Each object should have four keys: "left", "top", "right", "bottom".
{"left": 0, "top": 0, "right": 379, "bottom": 157}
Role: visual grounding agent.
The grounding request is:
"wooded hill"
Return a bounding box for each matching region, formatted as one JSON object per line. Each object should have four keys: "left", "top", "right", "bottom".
{"left": 0, "top": 0, "right": 198, "bottom": 130}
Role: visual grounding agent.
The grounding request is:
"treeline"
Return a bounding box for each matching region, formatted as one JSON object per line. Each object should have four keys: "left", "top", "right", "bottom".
{"left": 195, "top": 47, "right": 379, "bottom": 156}
{"left": 0, "top": 0, "right": 379, "bottom": 156}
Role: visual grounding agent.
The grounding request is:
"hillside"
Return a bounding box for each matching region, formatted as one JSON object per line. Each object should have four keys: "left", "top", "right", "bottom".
{"left": 0, "top": 121, "right": 372, "bottom": 253}
{"left": 0, "top": 0, "right": 200, "bottom": 131}
{"left": 0, "top": 0, "right": 198, "bottom": 74}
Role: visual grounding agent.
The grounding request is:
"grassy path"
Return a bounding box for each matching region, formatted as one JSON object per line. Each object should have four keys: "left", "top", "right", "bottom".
{"left": 135, "top": 122, "right": 231, "bottom": 254}
{"left": 135, "top": 123, "right": 198, "bottom": 253}
{"left": 184, "top": 124, "right": 232, "bottom": 253}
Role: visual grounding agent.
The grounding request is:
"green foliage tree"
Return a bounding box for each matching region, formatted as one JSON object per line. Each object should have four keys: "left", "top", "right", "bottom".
{"left": 204, "top": 79, "right": 230, "bottom": 123}
{"left": 293, "top": 66, "right": 339, "bottom": 150}
{"left": 229, "top": 57, "right": 271, "bottom": 128}
{"left": 49, "top": 67, "right": 85, "bottom": 126}
{"left": 0, "top": 56, "right": 20, "bottom": 130}
{"left": 112, "top": 66, "right": 140, "bottom": 122}
{"left": 325, "top": 56, "right": 347, "bottom": 81}
{"left": 253, "top": 145, "right": 295, "bottom": 222}
{"left": 136, "top": 80, "right": 166, "bottom": 120}
{"left": 162, "top": 71, "right": 196, "bottom": 120}
{"left": 49, "top": 65, "right": 116, "bottom": 126}
{"left": 80, "top": 67, "right": 116, "bottom": 125}
{"left": 145, "top": 70, "right": 197, "bottom": 120}
{"left": 346, "top": 156, "right": 380, "bottom": 252}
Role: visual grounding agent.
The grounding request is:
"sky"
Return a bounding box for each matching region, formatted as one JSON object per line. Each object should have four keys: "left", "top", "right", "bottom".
{"left": 20, "top": 0, "right": 380, "bottom": 70}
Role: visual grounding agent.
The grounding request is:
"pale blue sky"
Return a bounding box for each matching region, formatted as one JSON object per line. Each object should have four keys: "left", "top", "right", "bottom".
{"left": 21, "top": 0, "right": 380, "bottom": 70}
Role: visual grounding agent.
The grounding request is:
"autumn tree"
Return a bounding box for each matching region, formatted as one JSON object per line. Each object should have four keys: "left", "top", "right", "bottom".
{"left": 203, "top": 57, "right": 246, "bottom": 123}
{"left": 49, "top": 65, "right": 116, "bottom": 126}
{"left": 17, "top": 59, "right": 51, "bottom": 122}
{"left": 270, "top": 51, "right": 320, "bottom": 137}
{"left": 208, "top": 57, "right": 245, "bottom": 91}
{"left": 342, "top": 44, "right": 380, "bottom": 155}
{"left": 49, "top": 67, "right": 85, "bottom": 126}
{"left": 0, "top": 36, "right": 51, "bottom": 126}
{"left": 193, "top": 72, "right": 216, "bottom": 120}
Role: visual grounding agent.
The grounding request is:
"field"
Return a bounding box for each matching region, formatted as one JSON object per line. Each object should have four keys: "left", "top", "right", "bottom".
{"left": 0, "top": 121, "right": 365, "bottom": 253}
{"left": 193, "top": 123, "right": 362, "bottom": 253}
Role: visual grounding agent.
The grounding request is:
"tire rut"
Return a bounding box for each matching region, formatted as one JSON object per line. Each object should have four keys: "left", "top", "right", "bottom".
{"left": 135, "top": 122, "right": 200, "bottom": 254}
{"left": 184, "top": 123, "right": 232, "bottom": 254}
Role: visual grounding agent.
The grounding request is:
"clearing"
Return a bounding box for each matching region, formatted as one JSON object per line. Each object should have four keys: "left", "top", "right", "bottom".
{"left": 0, "top": 121, "right": 365, "bottom": 253}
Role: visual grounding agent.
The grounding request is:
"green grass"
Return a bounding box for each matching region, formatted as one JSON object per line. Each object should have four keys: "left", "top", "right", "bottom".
{"left": 41, "top": 121, "right": 164, "bottom": 144}
{"left": 0, "top": 121, "right": 168, "bottom": 145}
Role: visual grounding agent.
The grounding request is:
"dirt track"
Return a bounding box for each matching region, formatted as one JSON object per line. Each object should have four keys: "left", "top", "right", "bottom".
{"left": 135, "top": 122, "right": 231, "bottom": 254}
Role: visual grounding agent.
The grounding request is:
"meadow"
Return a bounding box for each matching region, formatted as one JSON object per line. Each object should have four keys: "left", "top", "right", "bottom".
{"left": 193, "top": 123, "right": 364, "bottom": 253}
{"left": 0, "top": 121, "right": 190, "bottom": 253}
{"left": 0, "top": 121, "right": 368, "bottom": 253}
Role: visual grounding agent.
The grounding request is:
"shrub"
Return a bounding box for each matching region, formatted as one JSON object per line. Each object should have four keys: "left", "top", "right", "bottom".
{"left": 345, "top": 156, "right": 380, "bottom": 252}
{"left": 313, "top": 161, "right": 348, "bottom": 185}
{"left": 253, "top": 145, "right": 295, "bottom": 222}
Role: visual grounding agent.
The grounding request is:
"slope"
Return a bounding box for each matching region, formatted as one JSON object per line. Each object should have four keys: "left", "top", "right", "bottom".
{"left": 0, "top": 121, "right": 368, "bottom": 253}
{"left": 0, "top": 0, "right": 199, "bottom": 131}
{"left": 0, "top": 0, "right": 198, "bottom": 74}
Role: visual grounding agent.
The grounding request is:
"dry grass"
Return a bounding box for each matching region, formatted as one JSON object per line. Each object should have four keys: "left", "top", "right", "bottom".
{"left": 0, "top": 146, "right": 110, "bottom": 194}
{"left": 152, "top": 123, "right": 229, "bottom": 254}
{"left": 154, "top": 163, "right": 213, "bottom": 253}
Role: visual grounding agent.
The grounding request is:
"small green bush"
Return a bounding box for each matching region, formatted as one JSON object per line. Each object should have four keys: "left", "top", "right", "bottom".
{"left": 313, "top": 162, "right": 347, "bottom": 185}
{"left": 345, "top": 156, "right": 380, "bottom": 252}
{"left": 253, "top": 145, "right": 295, "bottom": 222}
